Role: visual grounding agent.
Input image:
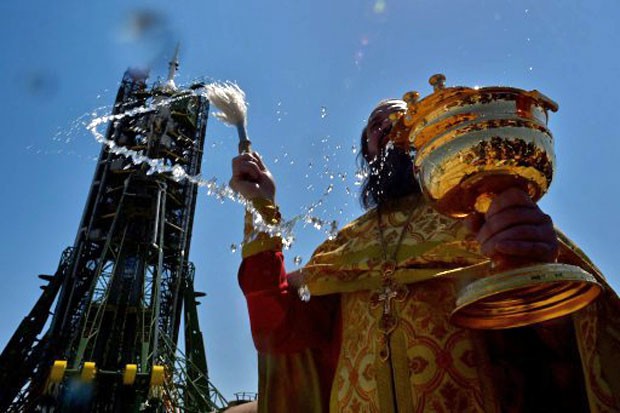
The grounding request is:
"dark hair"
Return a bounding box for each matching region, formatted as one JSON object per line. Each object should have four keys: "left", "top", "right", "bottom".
{"left": 357, "top": 126, "right": 373, "bottom": 209}
{"left": 358, "top": 126, "right": 421, "bottom": 210}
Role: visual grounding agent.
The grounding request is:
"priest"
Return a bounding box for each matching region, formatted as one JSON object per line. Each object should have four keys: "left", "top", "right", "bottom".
{"left": 231, "top": 99, "right": 620, "bottom": 412}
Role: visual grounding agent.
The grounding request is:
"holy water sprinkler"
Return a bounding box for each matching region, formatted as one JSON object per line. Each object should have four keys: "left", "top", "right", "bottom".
{"left": 204, "top": 82, "right": 251, "bottom": 153}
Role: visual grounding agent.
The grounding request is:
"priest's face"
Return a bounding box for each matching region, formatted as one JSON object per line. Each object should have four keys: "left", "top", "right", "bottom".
{"left": 360, "top": 100, "right": 420, "bottom": 208}
{"left": 365, "top": 100, "right": 407, "bottom": 161}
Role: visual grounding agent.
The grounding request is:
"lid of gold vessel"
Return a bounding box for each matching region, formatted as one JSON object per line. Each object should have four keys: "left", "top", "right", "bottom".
{"left": 388, "top": 74, "right": 559, "bottom": 151}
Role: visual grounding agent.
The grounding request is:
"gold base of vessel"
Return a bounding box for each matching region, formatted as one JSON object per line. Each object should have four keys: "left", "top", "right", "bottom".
{"left": 450, "top": 263, "right": 602, "bottom": 329}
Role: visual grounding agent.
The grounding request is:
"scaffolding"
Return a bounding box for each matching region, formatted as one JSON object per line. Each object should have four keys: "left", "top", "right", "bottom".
{"left": 0, "top": 59, "right": 229, "bottom": 412}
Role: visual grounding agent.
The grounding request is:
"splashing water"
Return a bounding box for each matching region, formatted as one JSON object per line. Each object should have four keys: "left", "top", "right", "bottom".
{"left": 298, "top": 284, "right": 311, "bottom": 302}
{"left": 85, "top": 87, "right": 343, "bottom": 249}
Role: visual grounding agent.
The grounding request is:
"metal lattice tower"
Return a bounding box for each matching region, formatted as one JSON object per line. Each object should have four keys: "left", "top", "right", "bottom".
{"left": 0, "top": 56, "right": 228, "bottom": 412}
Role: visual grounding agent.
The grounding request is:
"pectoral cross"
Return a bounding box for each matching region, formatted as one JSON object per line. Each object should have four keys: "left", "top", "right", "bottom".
{"left": 370, "top": 280, "right": 408, "bottom": 336}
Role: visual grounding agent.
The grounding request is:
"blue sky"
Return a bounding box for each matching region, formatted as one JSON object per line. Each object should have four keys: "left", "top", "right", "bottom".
{"left": 1, "top": 0, "right": 619, "bottom": 401}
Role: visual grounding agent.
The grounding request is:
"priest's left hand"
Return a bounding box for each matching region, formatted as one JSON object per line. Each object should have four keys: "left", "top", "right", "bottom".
{"left": 464, "top": 187, "right": 559, "bottom": 264}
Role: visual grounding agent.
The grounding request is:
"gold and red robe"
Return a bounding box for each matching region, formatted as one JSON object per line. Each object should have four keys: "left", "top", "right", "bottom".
{"left": 239, "top": 196, "right": 620, "bottom": 412}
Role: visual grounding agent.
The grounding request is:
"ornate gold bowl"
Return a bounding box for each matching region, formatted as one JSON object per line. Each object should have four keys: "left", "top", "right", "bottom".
{"left": 390, "top": 74, "right": 602, "bottom": 329}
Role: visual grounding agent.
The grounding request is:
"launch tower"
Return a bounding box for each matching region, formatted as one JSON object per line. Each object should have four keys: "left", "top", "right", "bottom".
{"left": 0, "top": 53, "right": 227, "bottom": 412}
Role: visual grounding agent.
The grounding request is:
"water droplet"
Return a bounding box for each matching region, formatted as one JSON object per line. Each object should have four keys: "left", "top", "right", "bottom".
{"left": 320, "top": 106, "right": 328, "bottom": 119}
{"left": 330, "top": 220, "right": 338, "bottom": 233}
{"left": 171, "top": 164, "right": 185, "bottom": 181}
{"left": 230, "top": 244, "right": 238, "bottom": 253}
{"left": 355, "top": 169, "right": 368, "bottom": 184}
{"left": 298, "top": 285, "right": 311, "bottom": 302}
{"left": 294, "top": 256, "right": 303, "bottom": 266}
{"left": 528, "top": 66, "right": 533, "bottom": 71}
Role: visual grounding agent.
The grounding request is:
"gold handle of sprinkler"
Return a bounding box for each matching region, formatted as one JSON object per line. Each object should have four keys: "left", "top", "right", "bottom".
{"left": 237, "top": 124, "right": 252, "bottom": 154}
{"left": 238, "top": 140, "right": 252, "bottom": 154}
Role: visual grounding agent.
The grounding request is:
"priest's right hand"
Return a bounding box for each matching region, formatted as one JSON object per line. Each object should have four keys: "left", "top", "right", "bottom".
{"left": 230, "top": 152, "right": 276, "bottom": 203}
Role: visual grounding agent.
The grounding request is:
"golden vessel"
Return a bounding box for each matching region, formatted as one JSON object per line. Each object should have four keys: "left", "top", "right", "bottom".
{"left": 390, "top": 74, "right": 601, "bottom": 329}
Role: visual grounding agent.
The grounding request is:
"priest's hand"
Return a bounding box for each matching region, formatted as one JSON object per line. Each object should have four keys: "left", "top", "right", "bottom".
{"left": 230, "top": 152, "right": 276, "bottom": 203}
{"left": 464, "top": 187, "right": 559, "bottom": 265}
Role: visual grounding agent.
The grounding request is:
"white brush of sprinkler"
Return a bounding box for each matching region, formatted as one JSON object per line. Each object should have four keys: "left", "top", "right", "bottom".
{"left": 204, "top": 82, "right": 251, "bottom": 153}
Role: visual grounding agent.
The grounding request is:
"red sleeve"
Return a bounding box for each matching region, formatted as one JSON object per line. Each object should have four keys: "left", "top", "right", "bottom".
{"left": 238, "top": 250, "right": 339, "bottom": 354}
